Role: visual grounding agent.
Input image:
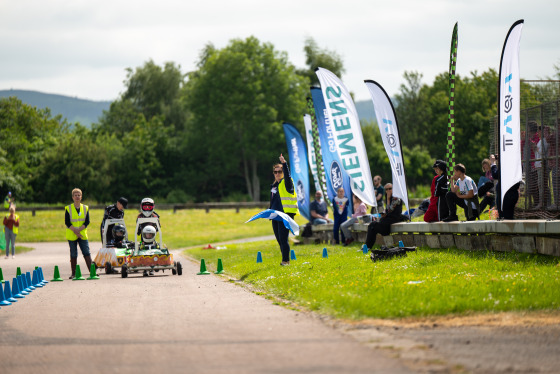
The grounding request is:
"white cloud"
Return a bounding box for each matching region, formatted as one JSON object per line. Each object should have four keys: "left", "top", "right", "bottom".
{"left": 0, "top": 0, "right": 558, "bottom": 101}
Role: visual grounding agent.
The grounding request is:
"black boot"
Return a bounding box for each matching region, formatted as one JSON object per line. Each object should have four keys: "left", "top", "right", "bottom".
{"left": 83, "top": 255, "right": 98, "bottom": 276}
{"left": 69, "top": 257, "right": 77, "bottom": 279}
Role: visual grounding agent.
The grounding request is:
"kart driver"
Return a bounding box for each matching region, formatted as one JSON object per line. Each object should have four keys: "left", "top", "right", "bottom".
{"left": 108, "top": 224, "right": 129, "bottom": 248}
{"left": 140, "top": 225, "right": 158, "bottom": 276}
{"left": 136, "top": 197, "right": 161, "bottom": 237}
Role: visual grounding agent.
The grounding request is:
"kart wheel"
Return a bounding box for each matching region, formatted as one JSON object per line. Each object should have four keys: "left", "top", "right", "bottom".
{"left": 172, "top": 261, "right": 177, "bottom": 275}
{"left": 121, "top": 265, "right": 128, "bottom": 278}
{"left": 105, "top": 262, "right": 112, "bottom": 275}
{"left": 177, "top": 262, "right": 182, "bottom": 276}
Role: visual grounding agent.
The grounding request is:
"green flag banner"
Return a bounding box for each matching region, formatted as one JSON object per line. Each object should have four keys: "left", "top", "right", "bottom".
{"left": 446, "top": 22, "right": 458, "bottom": 177}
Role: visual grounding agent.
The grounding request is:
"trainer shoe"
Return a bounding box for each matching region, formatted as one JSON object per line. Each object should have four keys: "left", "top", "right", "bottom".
{"left": 443, "top": 215, "right": 459, "bottom": 222}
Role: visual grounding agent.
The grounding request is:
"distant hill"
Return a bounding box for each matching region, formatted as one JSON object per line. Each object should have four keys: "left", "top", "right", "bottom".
{"left": 0, "top": 89, "right": 112, "bottom": 127}
{"left": 0, "top": 89, "right": 378, "bottom": 127}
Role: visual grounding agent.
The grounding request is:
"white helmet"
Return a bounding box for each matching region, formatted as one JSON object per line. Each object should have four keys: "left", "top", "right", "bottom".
{"left": 142, "top": 225, "right": 157, "bottom": 244}
{"left": 141, "top": 197, "right": 154, "bottom": 217}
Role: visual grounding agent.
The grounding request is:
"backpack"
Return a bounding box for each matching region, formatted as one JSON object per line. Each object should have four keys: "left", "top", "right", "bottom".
{"left": 370, "top": 246, "right": 416, "bottom": 262}
{"left": 301, "top": 223, "right": 313, "bottom": 238}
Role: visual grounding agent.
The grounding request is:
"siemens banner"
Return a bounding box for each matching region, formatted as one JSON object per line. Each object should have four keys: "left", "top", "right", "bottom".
{"left": 315, "top": 67, "right": 375, "bottom": 207}
{"left": 283, "top": 122, "right": 310, "bottom": 221}
{"left": 310, "top": 87, "right": 353, "bottom": 215}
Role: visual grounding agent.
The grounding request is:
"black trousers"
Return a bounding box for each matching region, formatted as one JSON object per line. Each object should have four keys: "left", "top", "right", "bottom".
{"left": 446, "top": 191, "right": 479, "bottom": 219}
{"left": 496, "top": 182, "right": 520, "bottom": 219}
{"left": 365, "top": 221, "right": 392, "bottom": 249}
{"left": 272, "top": 213, "right": 295, "bottom": 262}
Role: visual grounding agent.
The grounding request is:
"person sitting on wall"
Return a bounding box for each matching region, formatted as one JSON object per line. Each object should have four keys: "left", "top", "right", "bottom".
{"left": 310, "top": 190, "right": 332, "bottom": 225}
{"left": 424, "top": 160, "right": 449, "bottom": 222}
{"left": 364, "top": 183, "right": 404, "bottom": 249}
{"left": 443, "top": 163, "right": 479, "bottom": 222}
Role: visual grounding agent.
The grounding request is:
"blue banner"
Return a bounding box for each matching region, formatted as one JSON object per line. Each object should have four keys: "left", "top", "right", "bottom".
{"left": 282, "top": 122, "right": 311, "bottom": 221}
{"left": 310, "top": 87, "right": 353, "bottom": 216}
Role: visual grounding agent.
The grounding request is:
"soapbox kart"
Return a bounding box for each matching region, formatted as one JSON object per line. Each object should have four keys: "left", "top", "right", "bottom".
{"left": 93, "top": 218, "right": 134, "bottom": 274}
{"left": 121, "top": 217, "right": 182, "bottom": 278}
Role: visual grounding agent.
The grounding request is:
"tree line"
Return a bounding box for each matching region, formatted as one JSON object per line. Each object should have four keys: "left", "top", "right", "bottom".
{"left": 1, "top": 36, "right": 557, "bottom": 204}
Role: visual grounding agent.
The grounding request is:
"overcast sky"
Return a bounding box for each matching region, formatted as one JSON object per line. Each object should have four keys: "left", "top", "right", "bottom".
{"left": 1, "top": 0, "right": 558, "bottom": 103}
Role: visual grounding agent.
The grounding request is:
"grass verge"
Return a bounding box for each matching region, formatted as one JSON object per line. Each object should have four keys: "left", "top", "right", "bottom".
{"left": 185, "top": 241, "right": 560, "bottom": 319}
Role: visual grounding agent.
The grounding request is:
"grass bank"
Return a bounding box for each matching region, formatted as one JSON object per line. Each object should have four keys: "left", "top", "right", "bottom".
{"left": 185, "top": 241, "right": 560, "bottom": 319}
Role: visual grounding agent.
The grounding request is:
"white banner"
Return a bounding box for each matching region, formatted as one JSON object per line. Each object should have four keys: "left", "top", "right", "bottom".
{"left": 498, "top": 20, "right": 524, "bottom": 205}
{"left": 315, "top": 67, "right": 375, "bottom": 206}
{"left": 304, "top": 114, "right": 322, "bottom": 194}
{"left": 364, "top": 80, "right": 409, "bottom": 213}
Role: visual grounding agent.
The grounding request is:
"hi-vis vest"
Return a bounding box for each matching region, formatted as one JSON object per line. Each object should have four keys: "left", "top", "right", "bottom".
{"left": 4, "top": 196, "right": 10, "bottom": 209}
{"left": 279, "top": 179, "right": 298, "bottom": 215}
{"left": 4, "top": 214, "right": 19, "bottom": 235}
{"left": 65, "top": 204, "right": 89, "bottom": 240}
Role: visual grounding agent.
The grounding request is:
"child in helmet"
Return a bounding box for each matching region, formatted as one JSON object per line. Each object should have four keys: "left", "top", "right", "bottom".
{"left": 136, "top": 197, "right": 161, "bottom": 236}
{"left": 140, "top": 225, "right": 159, "bottom": 276}
{"left": 109, "top": 224, "right": 128, "bottom": 248}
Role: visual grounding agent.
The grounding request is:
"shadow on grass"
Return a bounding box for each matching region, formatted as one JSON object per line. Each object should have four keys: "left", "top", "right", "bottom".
{"left": 239, "top": 267, "right": 267, "bottom": 281}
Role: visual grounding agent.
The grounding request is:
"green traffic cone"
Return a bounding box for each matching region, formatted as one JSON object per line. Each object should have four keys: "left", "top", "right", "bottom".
{"left": 214, "top": 258, "right": 224, "bottom": 274}
{"left": 197, "top": 259, "right": 210, "bottom": 275}
{"left": 51, "top": 266, "right": 63, "bottom": 282}
{"left": 0, "top": 267, "right": 4, "bottom": 283}
{"left": 16, "top": 267, "right": 22, "bottom": 276}
{"left": 73, "top": 264, "right": 85, "bottom": 280}
{"left": 87, "top": 263, "right": 99, "bottom": 280}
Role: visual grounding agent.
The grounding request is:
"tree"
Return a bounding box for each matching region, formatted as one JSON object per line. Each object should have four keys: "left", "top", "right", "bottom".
{"left": 185, "top": 37, "right": 308, "bottom": 201}
{"left": 0, "top": 97, "right": 67, "bottom": 200}
{"left": 297, "top": 37, "right": 345, "bottom": 87}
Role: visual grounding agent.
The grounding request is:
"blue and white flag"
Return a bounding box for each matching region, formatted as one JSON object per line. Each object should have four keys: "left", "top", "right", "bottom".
{"left": 364, "top": 80, "right": 409, "bottom": 213}
{"left": 498, "top": 20, "right": 524, "bottom": 206}
{"left": 283, "top": 122, "right": 310, "bottom": 221}
{"left": 315, "top": 67, "right": 375, "bottom": 207}
{"left": 310, "top": 87, "right": 353, "bottom": 215}
{"left": 246, "top": 209, "right": 300, "bottom": 236}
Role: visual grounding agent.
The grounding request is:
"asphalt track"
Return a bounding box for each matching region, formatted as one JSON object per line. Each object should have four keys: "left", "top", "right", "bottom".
{"left": 0, "top": 242, "right": 413, "bottom": 374}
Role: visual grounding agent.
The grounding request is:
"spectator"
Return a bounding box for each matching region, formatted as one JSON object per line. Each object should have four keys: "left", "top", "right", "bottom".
{"left": 364, "top": 183, "right": 404, "bottom": 249}
{"left": 65, "top": 188, "right": 94, "bottom": 279}
{"left": 478, "top": 158, "right": 496, "bottom": 213}
{"left": 424, "top": 160, "right": 449, "bottom": 222}
{"left": 547, "top": 121, "right": 559, "bottom": 208}
{"left": 491, "top": 154, "right": 520, "bottom": 220}
{"left": 332, "top": 187, "right": 349, "bottom": 245}
{"left": 3, "top": 205, "right": 19, "bottom": 259}
{"left": 269, "top": 154, "right": 297, "bottom": 266}
{"left": 4, "top": 191, "right": 14, "bottom": 210}
{"left": 100, "top": 197, "right": 128, "bottom": 244}
{"left": 533, "top": 124, "right": 549, "bottom": 209}
{"left": 341, "top": 194, "right": 367, "bottom": 246}
{"left": 372, "top": 175, "right": 384, "bottom": 213}
{"left": 310, "top": 190, "right": 332, "bottom": 225}
{"left": 443, "top": 164, "right": 479, "bottom": 222}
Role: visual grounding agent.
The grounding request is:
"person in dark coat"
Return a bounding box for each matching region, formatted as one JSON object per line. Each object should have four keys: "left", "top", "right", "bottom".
{"left": 365, "top": 183, "right": 403, "bottom": 249}
{"left": 100, "top": 197, "right": 128, "bottom": 244}
{"left": 424, "top": 160, "right": 449, "bottom": 222}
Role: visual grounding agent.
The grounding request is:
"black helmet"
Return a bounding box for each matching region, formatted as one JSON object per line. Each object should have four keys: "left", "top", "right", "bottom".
{"left": 112, "top": 224, "right": 126, "bottom": 241}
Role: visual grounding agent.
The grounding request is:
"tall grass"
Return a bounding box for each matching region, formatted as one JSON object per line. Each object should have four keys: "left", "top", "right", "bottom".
{"left": 185, "top": 242, "right": 560, "bottom": 319}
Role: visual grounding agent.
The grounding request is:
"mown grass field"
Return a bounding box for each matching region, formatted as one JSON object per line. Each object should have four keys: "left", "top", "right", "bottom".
{"left": 185, "top": 241, "right": 560, "bottom": 319}
{"left": 15, "top": 208, "right": 308, "bottom": 247}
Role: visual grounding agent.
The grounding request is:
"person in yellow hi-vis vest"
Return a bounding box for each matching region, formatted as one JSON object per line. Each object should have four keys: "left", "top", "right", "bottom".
{"left": 3, "top": 205, "right": 19, "bottom": 258}
{"left": 65, "top": 188, "right": 94, "bottom": 279}
{"left": 269, "top": 153, "right": 297, "bottom": 266}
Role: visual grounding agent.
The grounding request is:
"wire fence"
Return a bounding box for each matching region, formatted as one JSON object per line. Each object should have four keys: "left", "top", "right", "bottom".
{"left": 490, "top": 95, "right": 560, "bottom": 219}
